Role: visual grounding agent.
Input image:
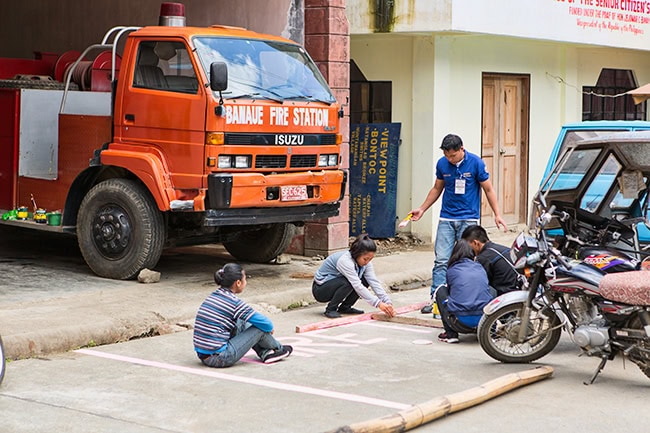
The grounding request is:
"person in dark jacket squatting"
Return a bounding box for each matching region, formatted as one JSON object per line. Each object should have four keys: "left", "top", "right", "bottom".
{"left": 193, "top": 263, "right": 293, "bottom": 367}
{"left": 461, "top": 225, "right": 520, "bottom": 296}
{"left": 436, "top": 239, "right": 493, "bottom": 343}
{"left": 312, "top": 234, "right": 396, "bottom": 319}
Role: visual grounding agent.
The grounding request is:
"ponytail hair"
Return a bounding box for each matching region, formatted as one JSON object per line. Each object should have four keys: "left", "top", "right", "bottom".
{"left": 349, "top": 234, "right": 377, "bottom": 260}
{"left": 214, "top": 263, "right": 244, "bottom": 288}
{"left": 448, "top": 239, "right": 475, "bottom": 268}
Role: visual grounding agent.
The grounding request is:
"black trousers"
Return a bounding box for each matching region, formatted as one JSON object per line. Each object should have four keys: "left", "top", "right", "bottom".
{"left": 435, "top": 284, "right": 477, "bottom": 336}
{"left": 312, "top": 276, "right": 365, "bottom": 312}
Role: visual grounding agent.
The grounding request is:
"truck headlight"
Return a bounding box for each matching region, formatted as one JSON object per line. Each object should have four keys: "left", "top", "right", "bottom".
{"left": 318, "top": 155, "right": 329, "bottom": 167}
{"left": 319, "top": 154, "right": 339, "bottom": 167}
{"left": 218, "top": 156, "right": 232, "bottom": 168}
{"left": 235, "top": 156, "right": 251, "bottom": 168}
{"left": 218, "top": 155, "right": 251, "bottom": 168}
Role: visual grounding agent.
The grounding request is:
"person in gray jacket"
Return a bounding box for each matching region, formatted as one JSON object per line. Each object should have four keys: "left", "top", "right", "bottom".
{"left": 312, "top": 234, "right": 396, "bottom": 319}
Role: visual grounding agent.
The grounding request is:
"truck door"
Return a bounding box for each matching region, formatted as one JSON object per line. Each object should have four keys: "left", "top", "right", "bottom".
{"left": 116, "top": 40, "right": 206, "bottom": 190}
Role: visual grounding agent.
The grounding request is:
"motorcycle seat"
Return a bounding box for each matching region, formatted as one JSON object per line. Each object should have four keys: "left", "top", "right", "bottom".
{"left": 600, "top": 271, "right": 650, "bottom": 306}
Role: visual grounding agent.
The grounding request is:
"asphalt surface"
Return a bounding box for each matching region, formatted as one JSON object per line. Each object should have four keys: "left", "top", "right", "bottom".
{"left": 2, "top": 288, "right": 649, "bottom": 433}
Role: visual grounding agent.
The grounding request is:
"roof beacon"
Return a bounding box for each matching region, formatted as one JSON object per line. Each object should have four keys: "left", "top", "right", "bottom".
{"left": 159, "top": 2, "right": 186, "bottom": 27}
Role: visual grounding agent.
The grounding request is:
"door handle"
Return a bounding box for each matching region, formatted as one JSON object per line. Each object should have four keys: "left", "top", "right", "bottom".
{"left": 499, "top": 148, "right": 506, "bottom": 155}
{"left": 125, "top": 114, "right": 135, "bottom": 121}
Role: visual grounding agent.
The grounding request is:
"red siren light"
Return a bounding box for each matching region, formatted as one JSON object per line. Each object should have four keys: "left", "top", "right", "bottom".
{"left": 159, "top": 2, "right": 186, "bottom": 27}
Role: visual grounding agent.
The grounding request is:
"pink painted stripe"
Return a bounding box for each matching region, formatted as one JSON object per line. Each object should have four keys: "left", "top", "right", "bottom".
{"left": 75, "top": 348, "right": 411, "bottom": 410}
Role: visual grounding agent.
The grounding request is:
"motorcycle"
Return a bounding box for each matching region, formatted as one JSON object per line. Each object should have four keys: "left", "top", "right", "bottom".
{"left": 477, "top": 197, "right": 650, "bottom": 384}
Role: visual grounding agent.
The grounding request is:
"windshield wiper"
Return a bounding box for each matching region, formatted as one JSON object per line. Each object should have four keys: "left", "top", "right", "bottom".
{"left": 229, "top": 93, "right": 260, "bottom": 99}
{"left": 282, "top": 95, "right": 334, "bottom": 105}
{"left": 226, "top": 92, "right": 283, "bottom": 103}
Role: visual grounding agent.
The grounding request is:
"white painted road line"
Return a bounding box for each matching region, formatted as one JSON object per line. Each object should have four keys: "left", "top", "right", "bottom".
{"left": 75, "top": 348, "right": 411, "bottom": 410}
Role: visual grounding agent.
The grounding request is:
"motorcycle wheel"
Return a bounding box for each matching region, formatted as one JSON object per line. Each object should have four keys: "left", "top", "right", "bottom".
{"left": 477, "top": 302, "right": 562, "bottom": 363}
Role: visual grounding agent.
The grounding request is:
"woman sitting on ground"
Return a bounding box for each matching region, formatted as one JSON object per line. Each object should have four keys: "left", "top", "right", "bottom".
{"left": 436, "top": 239, "right": 493, "bottom": 344}
{"left": 312, "top": 234, "right": 396, "bottom": 319}
{"left": 193, "top": 263, "right": 292, "bottom": 367}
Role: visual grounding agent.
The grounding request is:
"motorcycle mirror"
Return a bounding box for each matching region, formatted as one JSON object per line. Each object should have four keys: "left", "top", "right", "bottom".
{"left": 643, "top": 187, "right": 650, "bottom": 231}
{"left": 538, "top": 191, "right": 548, "bottom": 210}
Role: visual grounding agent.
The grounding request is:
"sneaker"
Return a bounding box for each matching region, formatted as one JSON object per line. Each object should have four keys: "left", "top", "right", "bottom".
{"left": 324, "top": 310, "right": 342, "bottom": 319}
{"left": 420, "top": 304, "right": 433, "bottom": 314}
{"left": 262, "top": 345, "right": 293, "bottom": 364}
{"left": 337, "top": 306, "right": 364, "bottom": 315}
{"left": 438, "top": 332, "right": 459, "bottom": 344}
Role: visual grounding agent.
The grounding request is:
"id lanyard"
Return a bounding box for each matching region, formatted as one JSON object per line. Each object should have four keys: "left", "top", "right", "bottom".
{"left": 454, "top": 159, "right": 465, "bottom": 194}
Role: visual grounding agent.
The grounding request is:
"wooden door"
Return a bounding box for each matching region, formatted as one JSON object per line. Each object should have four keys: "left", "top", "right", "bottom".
{"left": 481, "top": 74, "right": 529, "bottom": 227}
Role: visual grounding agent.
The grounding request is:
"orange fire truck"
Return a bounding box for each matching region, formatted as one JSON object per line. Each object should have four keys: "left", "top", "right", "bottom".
{"left": 0, "top": 3, "right": 345, "bottom": 279}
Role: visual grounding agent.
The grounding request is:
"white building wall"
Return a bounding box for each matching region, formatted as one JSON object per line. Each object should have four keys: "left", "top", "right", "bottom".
{"left": 352, "top": 32, "right": 650, "bottom": 242}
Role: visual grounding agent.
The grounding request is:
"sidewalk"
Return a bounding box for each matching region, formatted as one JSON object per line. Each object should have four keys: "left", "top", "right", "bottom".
{"left": 0, "top": 245, "right": 434, "bottom": 360}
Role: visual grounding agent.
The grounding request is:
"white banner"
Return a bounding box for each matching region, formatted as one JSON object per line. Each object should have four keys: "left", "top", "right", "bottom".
{"left": 452, "top": 0, "right": 650, "bottom": 51}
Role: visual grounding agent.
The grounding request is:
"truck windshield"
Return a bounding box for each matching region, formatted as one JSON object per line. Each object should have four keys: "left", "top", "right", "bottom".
{"left": 194, "top": 36, "right": 336, "bottom": 104}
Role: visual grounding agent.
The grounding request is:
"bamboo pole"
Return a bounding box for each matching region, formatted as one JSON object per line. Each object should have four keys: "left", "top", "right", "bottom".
{"left": 324, "top": 365, "right": 554, "bottom": 433}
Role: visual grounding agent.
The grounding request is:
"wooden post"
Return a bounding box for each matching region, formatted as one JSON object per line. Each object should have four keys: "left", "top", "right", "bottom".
{"left": 370, "top": 313, "right": 443, "bottom": 328}
{"left": 295, "top": 302, "right": 429, "bottom": 333}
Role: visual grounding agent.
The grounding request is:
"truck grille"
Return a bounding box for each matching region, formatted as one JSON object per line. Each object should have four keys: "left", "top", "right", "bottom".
{"left": 254, "top": 155, "right": 319, "bottom": 169}
{"left": 290, "top": 155, "right": 317, "bottom": 168}
{"left": 255, "top": 155, "right": 287, "bottom": 168}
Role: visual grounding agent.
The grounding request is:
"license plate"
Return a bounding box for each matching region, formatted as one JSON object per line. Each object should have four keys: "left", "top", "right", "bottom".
{"left": 281, "top": 185, "right": 308, "bottom": 201}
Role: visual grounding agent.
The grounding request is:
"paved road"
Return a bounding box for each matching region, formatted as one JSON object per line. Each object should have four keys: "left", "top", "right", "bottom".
{"left": 5, "top": 224, "right": 644, "bottom": 432}
{"left": 1, "top": 287, "right": 649, "bottom": 433}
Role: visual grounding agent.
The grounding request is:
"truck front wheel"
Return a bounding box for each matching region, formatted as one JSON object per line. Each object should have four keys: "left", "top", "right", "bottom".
{"left": 77, "top": 179, "right": 165, "bottom": 279}
{"left": 223, "top": 223, "right": 293, "bottom": 263}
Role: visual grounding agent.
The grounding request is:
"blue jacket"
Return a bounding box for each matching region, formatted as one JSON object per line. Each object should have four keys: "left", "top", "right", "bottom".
{"left": 446, "top": 258, "right": 493, "bottom": 316}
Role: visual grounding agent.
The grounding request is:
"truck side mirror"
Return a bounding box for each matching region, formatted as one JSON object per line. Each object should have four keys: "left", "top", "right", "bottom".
{"left": 210, "top": 62, "right": 228, "bottom": 91}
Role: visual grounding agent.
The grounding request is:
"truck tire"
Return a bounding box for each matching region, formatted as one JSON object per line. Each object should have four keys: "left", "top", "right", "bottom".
{"left": 77, "top": 179, "right": 165, "bottom": 280}
{"left": 223, "top": 223, "right": 293, "bottom": 263}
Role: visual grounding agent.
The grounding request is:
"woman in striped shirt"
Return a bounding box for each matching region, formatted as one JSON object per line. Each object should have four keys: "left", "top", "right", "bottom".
{"left": 193, "top": 263, "right": 292, "bottom": 367}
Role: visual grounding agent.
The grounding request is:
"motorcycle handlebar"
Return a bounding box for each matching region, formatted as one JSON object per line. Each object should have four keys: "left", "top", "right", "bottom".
{"left": 538, "top": 205, "right": 556, "bottom": 228}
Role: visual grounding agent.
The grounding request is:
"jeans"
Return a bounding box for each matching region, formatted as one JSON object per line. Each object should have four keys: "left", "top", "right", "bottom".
{"left": 431, "top": 219, "right": 477, "bottom": 296}
{"left": 200, "top": 320, "right": 282, "bottom": 368}
{"left": 312, "top": 276, "right": 363, "bottom": 312}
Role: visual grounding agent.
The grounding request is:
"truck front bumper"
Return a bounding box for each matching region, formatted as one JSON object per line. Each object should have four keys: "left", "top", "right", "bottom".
{"left": 203, "top": 203, "right": 340, "bottom": 226}
{"left": 204, "top": 169, "right": 346, "bottom": 226}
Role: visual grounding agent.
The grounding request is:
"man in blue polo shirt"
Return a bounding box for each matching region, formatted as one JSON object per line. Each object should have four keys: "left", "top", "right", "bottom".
{"left": 409, "top": 134, "right": 508, "bottom": 313}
